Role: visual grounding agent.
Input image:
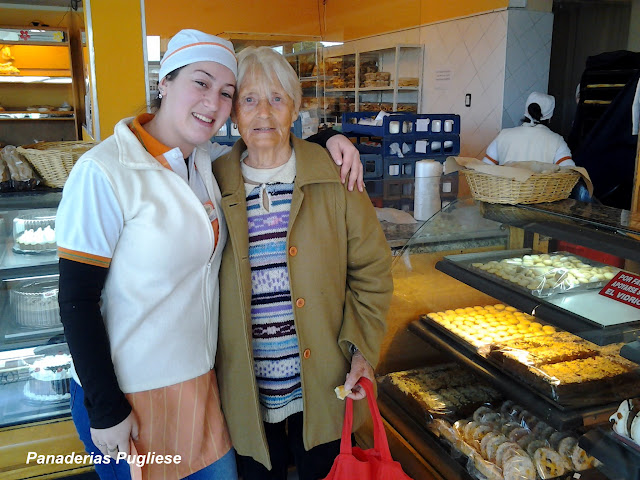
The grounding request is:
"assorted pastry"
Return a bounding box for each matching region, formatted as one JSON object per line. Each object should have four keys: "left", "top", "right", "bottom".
{"left": 430, "top": 401, "right": 600, "bottom": 479}
{"left": 380, "top": 363, "right": 502, "bottom": 420}
{"left": 425, "top": 304, "right": 555, "bottom": 352}
{"left": 470, "top": 253, "right": 618, "bottom": 294}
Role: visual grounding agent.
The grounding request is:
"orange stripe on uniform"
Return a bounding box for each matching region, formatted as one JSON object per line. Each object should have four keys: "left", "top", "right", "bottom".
{"left": 556, "top": 156, "right": 572, "bottom": 165}
{"left": 160, "top": 42, "right": 236, "bottom": 66}
{"left": 58, "top": 247, "right": 111, "bottom": 268}
{"left": 485, "top": 155, "right": 498, "bottom": 165}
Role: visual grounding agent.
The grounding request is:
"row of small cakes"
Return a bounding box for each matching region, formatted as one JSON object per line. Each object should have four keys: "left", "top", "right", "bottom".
{"left": 430, "top": 401, "right": 599, "bottom": 480}
{"left": 426, "top": 304, "right": 556, "bottom": 352}
{"left": 470, "top": 253, "right": 617, "bottom": 292}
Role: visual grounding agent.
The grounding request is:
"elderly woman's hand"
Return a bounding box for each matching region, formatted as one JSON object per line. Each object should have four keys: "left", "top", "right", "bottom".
{"left": 344, "top": 351, "right": 374, "bottom": 400}
{"left": 326, "top": 134, "right": 364, "bottom": 192}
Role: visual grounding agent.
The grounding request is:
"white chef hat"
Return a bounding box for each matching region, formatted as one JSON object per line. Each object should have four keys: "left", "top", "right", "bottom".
{"left": 524, "top": 92, "right": 555, "bottom": 123}
{"left": 159, "top": 29, "right": 237, "bottom": 82}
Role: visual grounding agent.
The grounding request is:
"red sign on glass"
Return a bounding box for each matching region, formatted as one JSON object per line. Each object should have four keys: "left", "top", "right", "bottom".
{"left": 599, "top": 271, "right": 640, "bottom": 310}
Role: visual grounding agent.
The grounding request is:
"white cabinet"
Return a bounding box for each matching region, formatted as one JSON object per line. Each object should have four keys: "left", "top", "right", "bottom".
{"left": 324, "top": 44, "right": 423, "bottom": 119}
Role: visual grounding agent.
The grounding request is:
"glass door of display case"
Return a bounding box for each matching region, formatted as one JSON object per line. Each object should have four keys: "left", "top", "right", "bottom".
{"left": 0, "top": 191, "right": 69, "bottom": 428}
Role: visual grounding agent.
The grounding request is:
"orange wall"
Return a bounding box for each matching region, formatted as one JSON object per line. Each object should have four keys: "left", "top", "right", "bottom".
{"left": 144, "top": 0, "right": 323, "bottom": 40}
{"left": 325, "top": 0, "right": 509, "bottom": 41}
{"left": 145, "top": 0, "right": 509, "bottom": 42}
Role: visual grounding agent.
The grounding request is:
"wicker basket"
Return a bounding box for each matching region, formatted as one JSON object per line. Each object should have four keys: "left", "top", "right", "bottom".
{"left": 462, "top": 169, "right": 580, "bottom": 205}
{"left": 17, "top": 141, "right": 97, "bottom": 188}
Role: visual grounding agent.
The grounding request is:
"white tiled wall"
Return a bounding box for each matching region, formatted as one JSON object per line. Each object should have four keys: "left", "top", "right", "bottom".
{"left": 334, "top": 7, "right": 553, "bottom": 159}
{"left": 503, "top": 9, "right": 554, "bottom": 128}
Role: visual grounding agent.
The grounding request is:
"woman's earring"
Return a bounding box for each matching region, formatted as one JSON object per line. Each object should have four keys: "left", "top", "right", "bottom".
{"left": 158, "top": 91, "right": 163, "bottom": 99}
{"left": 232, "top": 123, "right": 238, "bottom": 129}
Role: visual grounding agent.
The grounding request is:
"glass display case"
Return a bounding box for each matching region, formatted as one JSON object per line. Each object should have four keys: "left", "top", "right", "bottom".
{"left": 377, "top": 195, "right": 640, "bottom": 480}
{"left": 0, "top": 191, "right": 68, "bottom": 428}
{"left": 0, "top": 191, "right": 87, "bottom": 480}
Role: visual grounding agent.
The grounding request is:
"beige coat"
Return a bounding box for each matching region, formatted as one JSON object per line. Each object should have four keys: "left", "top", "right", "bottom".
{"left": 213, "top": 136, "right": 393, "bottom": 469}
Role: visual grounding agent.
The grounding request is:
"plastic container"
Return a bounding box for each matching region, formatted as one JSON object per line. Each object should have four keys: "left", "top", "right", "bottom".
{"left": 12, "top": 209, "right": 57, "bottom": 254}
{"left": 10, "top": 279, "right": 61, "bottom": 329}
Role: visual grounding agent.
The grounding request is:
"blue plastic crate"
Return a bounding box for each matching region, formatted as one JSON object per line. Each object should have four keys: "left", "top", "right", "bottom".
{"left": 383, "top": 158, "right": 418, "bottom": 179}
{"left": 383, "top": 179, "right": 414, "bottom": 199}
{"left": 342, "top": 112, "right": 461, "bottom": 138}
{"left": 360, "top": 154, "right": 383, "bottom": 179}
{"left": 365, "top": 179, "right": 384, "bottom": 197}
{"left": 412, "top": 114, "right": 461, "bottom": 135}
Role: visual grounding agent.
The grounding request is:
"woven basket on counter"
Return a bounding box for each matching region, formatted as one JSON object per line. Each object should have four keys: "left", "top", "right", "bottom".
{"left": 17, "top": 141, "right": 97, "bottom": 188}
{"left": 462, "top": 169, "right": 580, "bottom": 205}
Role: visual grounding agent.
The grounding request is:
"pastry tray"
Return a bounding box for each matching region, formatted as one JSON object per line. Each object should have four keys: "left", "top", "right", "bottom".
{"left": 444, "top": 249, "right": 619, "bottom": 298}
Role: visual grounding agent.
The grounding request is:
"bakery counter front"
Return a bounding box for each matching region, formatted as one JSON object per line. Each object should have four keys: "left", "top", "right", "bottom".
{"left": 376, "top": 197, "right": 640, "bottom": 480}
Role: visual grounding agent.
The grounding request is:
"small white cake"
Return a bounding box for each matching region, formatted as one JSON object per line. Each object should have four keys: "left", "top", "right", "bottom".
{"left": 23, "top": 353, "right": 72, "bottom": 402}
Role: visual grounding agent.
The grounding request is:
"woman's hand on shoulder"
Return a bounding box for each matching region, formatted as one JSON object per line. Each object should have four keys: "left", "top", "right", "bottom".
{"left": 326, "top": 134, "right": 364, "bottom": 192}
{"left": 344, "top": 351, "right": 374, "bottom": 400}
{"left": 90, "top": 410, "right": 139, "bottom": 458}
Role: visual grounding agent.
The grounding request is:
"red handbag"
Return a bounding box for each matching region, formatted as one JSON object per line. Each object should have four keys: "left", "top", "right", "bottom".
{"left": 322, "top": 377, "right": 414, "bottom": 480}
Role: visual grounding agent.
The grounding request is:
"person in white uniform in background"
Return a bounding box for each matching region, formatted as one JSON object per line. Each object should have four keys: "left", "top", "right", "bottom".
{"left": 483, "top": 92, "right": 575, "bottom": 167}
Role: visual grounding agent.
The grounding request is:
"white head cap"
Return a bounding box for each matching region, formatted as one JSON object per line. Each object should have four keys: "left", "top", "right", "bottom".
{"left": 158, "top": 29, "right": 237, "bottom": 82}
{"left": 524, "top": 92, "right": 555, "bottom": 123}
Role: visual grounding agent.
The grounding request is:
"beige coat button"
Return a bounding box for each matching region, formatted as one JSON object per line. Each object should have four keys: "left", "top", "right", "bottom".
{"left": 295, "top": 298, "right": 305, "bottom": 308}
{"left": 303, "top": 348, "right": 311, "bottom": 359}
{"left": 289, "top": 246, "right": 298, "bottom": 256}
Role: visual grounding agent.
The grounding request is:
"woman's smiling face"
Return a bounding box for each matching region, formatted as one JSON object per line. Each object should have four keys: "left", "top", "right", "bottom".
{"left": 234, "top": 74, "right": 297, "bottom": 155}
{"left": 159, "top": 61, "right": 236, "bottom": 153}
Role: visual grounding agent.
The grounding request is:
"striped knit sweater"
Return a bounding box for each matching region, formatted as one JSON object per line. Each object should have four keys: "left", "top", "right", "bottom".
{"left": 243, "top": 155, "right": 303, "bottom": 424}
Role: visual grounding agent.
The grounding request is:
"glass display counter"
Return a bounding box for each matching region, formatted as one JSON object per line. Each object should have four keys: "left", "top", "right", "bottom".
{"left": 0, "top": 190, "right": 88, "bottom": 480}
{"left": 378, "top": 195, "right": 640, "bottom": 480}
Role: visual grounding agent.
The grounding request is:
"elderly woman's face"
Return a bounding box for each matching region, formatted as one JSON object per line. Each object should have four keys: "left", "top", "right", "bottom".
{"left": 234, "top": 75, "right": 297, "bottom": 153}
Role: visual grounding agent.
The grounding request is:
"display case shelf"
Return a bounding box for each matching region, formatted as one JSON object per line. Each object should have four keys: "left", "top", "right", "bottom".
{"left": 435, "top": 251, "right": 640, "bottom": 346}
{"left": 378, "top": 388, "right": 474, "bottom": 480}
{"left": 407, "top": 320, "right": 610, "bottom": 431}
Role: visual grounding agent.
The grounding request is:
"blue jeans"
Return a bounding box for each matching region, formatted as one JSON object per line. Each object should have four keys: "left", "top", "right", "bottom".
{"left": 70, "top": 380, "right": 238, "bottom": 479}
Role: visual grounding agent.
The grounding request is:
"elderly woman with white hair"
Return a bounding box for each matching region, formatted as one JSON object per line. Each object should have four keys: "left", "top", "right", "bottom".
{"left": 483, "top": 91, "right": 575, "bottom": 167}
{"left": 213, "top": 46, "right": 393, "bottom": 480}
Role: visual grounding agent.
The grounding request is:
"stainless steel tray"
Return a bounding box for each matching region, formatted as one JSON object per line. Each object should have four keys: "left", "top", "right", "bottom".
{"left": 444, "top": 249, "right": 620, "bottom": 298}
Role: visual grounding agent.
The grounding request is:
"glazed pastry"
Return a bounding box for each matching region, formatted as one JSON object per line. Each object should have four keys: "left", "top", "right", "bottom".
{"left": 473, "top": 405, "right": 495, "bottom": 423}
{"left": 474, "top": 455, "right": 504, "bottom": 480}
{"left": 471, "top": 424, "right": 494, "bottom": 445}
{"left": 521, "top": 412, "right": 539, "bottom": 431}
{"left": 516, "top": 433, "right": 536, "bottom": 451}
{"left": 526, "top": 439, "right": 549, "bottom": 458}
{"left": 501, "top": 422, "right": 522, "bottom": 436}
{"left": 495, "top": 442, "right": 524, "bottom": 468}
{"left": 549, "top": 431, "right": 574, "bottom": 450}
{"left": 571, "top": 443, "right": 595, "bottom": 471}
{"left": 454, "top": 419, "right": 469, "bottom": 437}
{"left": 557, "top": 436, "right": 578, "bottom": 467}
{"left": 431, "top": 419, "right": 458, "bottom": 444}
{"left": 463, "top": 421, "right": 480, "bottom": 442}
{"left": 480, "top": 431, "right": 502, "bottom": 453}
{"left": 503, "top": 453, "right": 536, "bottom": 480}
{"left": 455, "top": 437, "right": 476, "bottom": 457}
{"left": 484, "top": 433, "right": 508, "bottom": 462}
{"left": 500, "top": 399, "right": 516, "bottom": 418}
{"left": 534, "top": 447, "right": 567, "bottom": 479}
{"left": 508, "top": 427, "right": 530, "bottom": 443}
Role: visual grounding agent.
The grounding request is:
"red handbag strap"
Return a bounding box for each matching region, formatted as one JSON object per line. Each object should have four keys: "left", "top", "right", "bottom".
{"left": 340, "top": 377, "right": 392, "bottom": 461}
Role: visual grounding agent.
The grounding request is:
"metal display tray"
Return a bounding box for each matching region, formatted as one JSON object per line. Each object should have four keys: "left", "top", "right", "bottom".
{"left": 445, "top": 249, "right": 619, "bottom": 298}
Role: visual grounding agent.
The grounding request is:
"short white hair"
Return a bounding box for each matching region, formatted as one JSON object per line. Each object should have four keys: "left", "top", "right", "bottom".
{"left": 236, "top": 46, "right": 301, "bottom": 114}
